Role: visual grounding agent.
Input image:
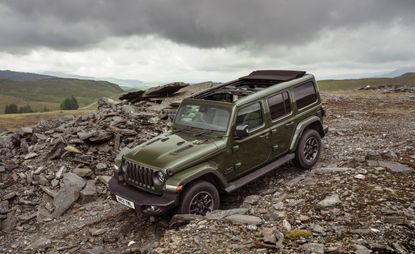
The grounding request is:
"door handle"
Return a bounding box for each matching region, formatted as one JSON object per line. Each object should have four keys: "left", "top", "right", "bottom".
{"left": 285, "top": 121, "right": 295, "bottom": 126}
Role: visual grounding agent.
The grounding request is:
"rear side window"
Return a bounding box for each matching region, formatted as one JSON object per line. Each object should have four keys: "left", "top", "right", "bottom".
{"left": 293, "top": 82, "right": 317, "bottom": 109}
{"left": 236, "top": 102, "right": 264, "bottom": 130}
{"left": 268, "top": 91, "right": 291, "bottom": 120}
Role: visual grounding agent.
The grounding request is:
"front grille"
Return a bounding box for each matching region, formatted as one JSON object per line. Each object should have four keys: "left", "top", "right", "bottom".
{"left": 124, "top": 160, "right": 155, "bottom": 189}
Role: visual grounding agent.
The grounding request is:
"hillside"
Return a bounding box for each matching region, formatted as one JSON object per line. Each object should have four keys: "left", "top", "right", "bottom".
{"left": 0, "top": 70, "right": 54, "bottom": 81}
{"left": 317, "top": 73, "right": 415, "bottom": 90}
{"left": 0, "top": 78, "right": 123, "bottom": 113}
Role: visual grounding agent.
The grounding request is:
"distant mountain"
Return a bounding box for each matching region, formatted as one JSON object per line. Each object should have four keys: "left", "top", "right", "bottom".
{"left": 399, "top": 72, "right": 415, "bottom": 77}
{"left": 44, "top": 71, "right": 146, "bottom": 89}
{"left": 0, "top": 76, "right": 123, "bottom": 113}
{"left": 375, "top": 67, "right": 415, "bottom": 78}
{"left": 0, "top": 70, "right": 54, "bottom": 81}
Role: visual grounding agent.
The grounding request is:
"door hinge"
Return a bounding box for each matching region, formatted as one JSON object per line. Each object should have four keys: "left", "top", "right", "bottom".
{"left": 232, "top": 145, "right": 239, "bottom": 152}
{"left": 234, "top": 162, "right": 242, "bottom": 169}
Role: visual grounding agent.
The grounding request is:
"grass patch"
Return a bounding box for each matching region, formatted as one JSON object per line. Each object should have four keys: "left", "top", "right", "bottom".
{"left": 317, "top": 75, "right": 415, "bottom": 91}
{"left": 0, "top": 109, "right": 95, "bottom": 131}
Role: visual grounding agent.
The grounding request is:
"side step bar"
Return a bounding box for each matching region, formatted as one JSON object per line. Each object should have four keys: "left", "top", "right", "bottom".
{"left": 224, "top": 153, "right": 295, "bottom": 193}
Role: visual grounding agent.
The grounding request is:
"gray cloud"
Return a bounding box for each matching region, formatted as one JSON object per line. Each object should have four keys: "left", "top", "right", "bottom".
{"left": 1, "top": 0, "right": 414, "bottom": 52}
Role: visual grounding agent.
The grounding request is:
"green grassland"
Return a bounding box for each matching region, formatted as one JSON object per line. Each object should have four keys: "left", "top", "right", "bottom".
{"left": 317, "top": 74, "right": 415, "bottom": 90}
{"left": 0, "top": 78, "right": 123, "bottom": 113}
{"left": 0, "top": 109, "right": 96, "bottom": 131}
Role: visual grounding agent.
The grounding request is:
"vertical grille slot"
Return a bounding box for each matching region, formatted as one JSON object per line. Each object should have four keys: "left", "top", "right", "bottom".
{"left": 123, "top": 160, "right": 155, "bottom": 188}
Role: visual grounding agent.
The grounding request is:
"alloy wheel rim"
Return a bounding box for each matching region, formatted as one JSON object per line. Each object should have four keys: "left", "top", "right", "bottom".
{"left": 189, "top": 191, "right": 213, "bottom": 215}
{"left": 304, "top": 137, "right": 319, "bottom": 162}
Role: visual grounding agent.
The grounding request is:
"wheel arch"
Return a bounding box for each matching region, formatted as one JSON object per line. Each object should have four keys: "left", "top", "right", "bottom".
{"left": 289, "top": 116, "right": 324, "bottom": 151}
{"left": 165, "top": 162, "right": 228, "bottom": 191}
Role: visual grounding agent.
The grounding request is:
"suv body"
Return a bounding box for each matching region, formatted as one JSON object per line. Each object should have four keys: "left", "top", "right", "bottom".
{"left": 109, "top": 70, "right": 328, "bottom": 215}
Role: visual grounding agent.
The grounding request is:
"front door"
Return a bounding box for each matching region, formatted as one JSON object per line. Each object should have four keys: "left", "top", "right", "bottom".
{"left": 232, "top": 101, "right": 271, "bottom": 176}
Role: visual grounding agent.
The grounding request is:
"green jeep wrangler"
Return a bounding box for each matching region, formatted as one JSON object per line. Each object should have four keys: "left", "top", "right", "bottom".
{"left": 109, "top": 70, "right": 328, "bottom": 215}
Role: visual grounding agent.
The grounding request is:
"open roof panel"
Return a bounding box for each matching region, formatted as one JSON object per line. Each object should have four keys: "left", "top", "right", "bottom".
{"left": 193, "top": 70, "right": 306, "bottom": 103}
{"left": 239, "top": 70, "right": 306, "bottom": 81}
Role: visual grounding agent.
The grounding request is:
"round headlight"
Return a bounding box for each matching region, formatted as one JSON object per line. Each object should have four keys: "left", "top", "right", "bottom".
{"left": 153, "top": 171, "right": 165, "bottom": 185}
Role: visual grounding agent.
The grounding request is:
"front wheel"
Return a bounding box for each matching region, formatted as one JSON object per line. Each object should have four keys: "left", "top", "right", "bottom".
{"left": 177, "top": 181, "right": 220, "bottom": 215}
{"left": 295, "top": 129, "right": 321, "bottom": 169}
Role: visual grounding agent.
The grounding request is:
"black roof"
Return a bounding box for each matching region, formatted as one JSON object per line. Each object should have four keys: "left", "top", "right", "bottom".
{"left": 240, "top": 70, "right": 306, "bottom": 82}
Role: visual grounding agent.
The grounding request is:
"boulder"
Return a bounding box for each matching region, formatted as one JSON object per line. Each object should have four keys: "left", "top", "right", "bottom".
{"left": 225, "top": 214, "right": 262, "bottom": 225}
{"left": 318, "top": 193, "right": 341, "bottom": 208}
{"left": 52, "top": 173, "right": 86, "bottom": 217}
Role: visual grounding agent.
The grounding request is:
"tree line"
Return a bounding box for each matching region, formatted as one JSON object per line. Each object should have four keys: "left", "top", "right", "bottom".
{"left": 3, "top": 96, "right": 79, "bottom": 114}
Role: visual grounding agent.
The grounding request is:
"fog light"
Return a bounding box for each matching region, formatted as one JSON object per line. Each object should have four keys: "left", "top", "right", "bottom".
{"left": 143, "top": 205, "right": 161, "bottom": 214}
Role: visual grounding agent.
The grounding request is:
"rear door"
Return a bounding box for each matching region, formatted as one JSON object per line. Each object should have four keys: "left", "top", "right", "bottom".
{"left": 232, "top": 101, "right": 271, "bottom": 176}
{"left": 267, "top": 91, "right": 295, "bottom": 157}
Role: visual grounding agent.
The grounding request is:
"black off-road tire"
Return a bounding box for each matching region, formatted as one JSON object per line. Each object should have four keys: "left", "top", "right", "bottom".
{"left": 177, "top": 181, "right": 220, "bottom": 215}
{"left": 295, "top": 128, "right": 321, "bottom": 169}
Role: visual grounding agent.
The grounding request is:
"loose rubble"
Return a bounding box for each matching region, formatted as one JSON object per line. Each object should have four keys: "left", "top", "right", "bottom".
{"left": 1, "top": 86, "right": 414, "bottom": 253}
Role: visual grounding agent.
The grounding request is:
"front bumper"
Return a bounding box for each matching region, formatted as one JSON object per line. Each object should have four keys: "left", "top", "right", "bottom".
{"left": 109, "top": 176, "right": 179, "bottom": 215}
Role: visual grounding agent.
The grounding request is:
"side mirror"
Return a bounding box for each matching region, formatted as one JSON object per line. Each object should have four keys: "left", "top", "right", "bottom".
{"left": 235, "top": 124, "right": 249, "bottom": 139}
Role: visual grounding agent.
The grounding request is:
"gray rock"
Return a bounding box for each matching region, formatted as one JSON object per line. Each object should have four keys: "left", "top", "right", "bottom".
{"left": 226, "top": 214, "right": 262, "bottom": 225}
{"left": 82, "top": 246, "right": 105, "bottom": 254}
{"left": 0, "top": 165, "right": 5, "bottom": 173}
{"left": 170, "top": 214, "right": 202, "bottom": 227}
{"left": 243, "top": 195, "right": 261, "bottom": 205}
{"left": 73, "top": 167, "right": 93, "bottom": 177}
{"left": 282, "top": 219, "right": 291, "bottom": 231}
{"left": 378, "top": 161, "right": 413, "bottom": 174}
{"left": 1, "top": 212, "right": 17, "bottom": 232}
{"left": 33, "top": 166, "right": 45, "bottom": 175}
{"left": 302, "top": 243, "right": 325, "bottom": 254}
{"left": 205, "top": 208, "right": 248, "bottom": 220}
{"left": 318, "top": 193, "right": 341, "bottom": 208}
{"left": 273, "top": 202, "right": 285, "bottom": 210}
{"left": 311, "top": 224, "right": 325, "bottom": 234}
{"left": 52, "top": 173, "right": 86, "bottom": 217}
{"left": 24, "top": 152, "right": 39, "bottom": 160}
{"left": 313, "top": 167, "right": 352, "bottom": 174}
{"left": 98, "top": 175, "right": 111, "bottom": 185}
{"left": 95, "top": 163, "right": 107, "bottom": 171}
{"left": 354, "top": 174, "right": 366, "bottom": 179}
{"left": 3, "top": 192, "right": 16, "bottom": 200}
{"left": 0, "top": 200, "right": 9, "bottom": 214}
{"left": 148, "top": 116, "right": 160, "bottom": 124}
{"left": 25, "top": 237, "right": 52, "bottom": 251}
{"left": 55, "top": 166, "right": 66, "bottom": 179}
{"left": 261, "top": 227, "right": 276, "bottom": 244}
{"left": 353, "top": 244, "right": 371, "bottom": 254}
{"left": 80, "top": 180, "right": 97, "bottom": 204}
{"left": 20, "top": 127, "right": 33, "bottom": 135}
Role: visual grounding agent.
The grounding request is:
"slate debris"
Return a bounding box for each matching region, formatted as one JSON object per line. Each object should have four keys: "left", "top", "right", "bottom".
{"left": 1, "top": 85, "right": 415, "bottom": 253}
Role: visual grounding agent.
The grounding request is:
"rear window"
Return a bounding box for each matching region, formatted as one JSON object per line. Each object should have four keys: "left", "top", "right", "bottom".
{"left": 293, "top": 82, "right": 317, "bottom": 109}
{"left": 268, "top": 91, "right": 291, "bottom": 120}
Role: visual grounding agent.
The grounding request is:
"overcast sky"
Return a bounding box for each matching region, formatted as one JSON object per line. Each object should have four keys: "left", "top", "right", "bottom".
{"left": 0, "top": 0, "right": 414, "bottom": 83}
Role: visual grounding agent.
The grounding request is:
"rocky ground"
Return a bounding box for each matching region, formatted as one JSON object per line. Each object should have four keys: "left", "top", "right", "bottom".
{"left": 1, "top": 86, "right": 414, "bottom": 253}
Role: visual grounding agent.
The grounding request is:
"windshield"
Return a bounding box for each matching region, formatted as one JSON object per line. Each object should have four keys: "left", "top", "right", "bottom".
{"left": 175, "top": 103, "right": 231, "bottom": 132}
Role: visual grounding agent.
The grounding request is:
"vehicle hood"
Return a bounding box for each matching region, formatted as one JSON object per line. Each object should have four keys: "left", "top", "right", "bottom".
{"left": 123, "top": 131, "right": 226, "bottom": 173}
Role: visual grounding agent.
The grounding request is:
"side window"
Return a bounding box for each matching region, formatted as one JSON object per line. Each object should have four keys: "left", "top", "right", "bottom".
{"left": 268, "top": 91, "right": 291, "bottom": 120}
{"left": 236, "top": 102, "right": 264, "bottom": 130}
{"left": 293, "top": 82, "right": 317, "bottom": 109}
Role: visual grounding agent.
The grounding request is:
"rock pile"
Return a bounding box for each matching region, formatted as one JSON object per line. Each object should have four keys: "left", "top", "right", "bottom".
{"left": 358, "top": 84, "right": 415, "bottom": 93}
{"left": 0, "top": 86, "right": 414, "bottom": 253}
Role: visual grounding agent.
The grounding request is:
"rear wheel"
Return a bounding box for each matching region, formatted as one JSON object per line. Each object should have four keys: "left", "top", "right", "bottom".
{"left": 178, "top": 181, "right": 220, "bottom": 215}
{"left": 295, "top": 129, "right": 321, "bottom": 169}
